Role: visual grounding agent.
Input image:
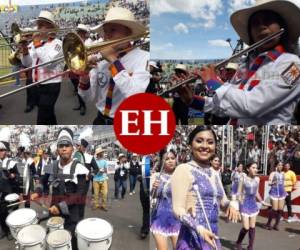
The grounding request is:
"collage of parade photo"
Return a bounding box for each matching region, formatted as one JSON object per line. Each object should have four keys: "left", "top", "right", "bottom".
{"left": 0, "top": 0, "right": 299, "bottom": 250}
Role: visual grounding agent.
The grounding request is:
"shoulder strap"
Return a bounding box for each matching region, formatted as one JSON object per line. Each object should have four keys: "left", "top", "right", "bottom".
{"left": 70, "top": 159, "right": 79, "bottom": 176}
{"left": 52, "top": 160, "right": 59, "bottom": 179}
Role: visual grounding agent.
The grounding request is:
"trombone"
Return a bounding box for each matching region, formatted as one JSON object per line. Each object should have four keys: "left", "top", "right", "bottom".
{"left": 63, "top": 30, "right": 149, "bottom": 75}
{"left": 11, "top": 22, "right": 74, "bottom": 44}
{"left": 158, "top": 28, "right": 285, "bottom": 96}
{"left": 0, "top": 30, "right": 149, "bottom": 99}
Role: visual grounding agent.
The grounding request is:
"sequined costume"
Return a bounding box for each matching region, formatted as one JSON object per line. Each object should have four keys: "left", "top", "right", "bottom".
{"left": 151, "top": 173, "right": 181, "bottom": 236}
{"left": 172, "top": 161, "right": 229, "bottom": 250}
{"left": 239, "top": 176, "right": 259, "bottom": 217}
{"left": 269, "top": 172, "right": 287, "bottom": 200}
{"left": 231, "top": 171, "right": 245, "bottom": 196}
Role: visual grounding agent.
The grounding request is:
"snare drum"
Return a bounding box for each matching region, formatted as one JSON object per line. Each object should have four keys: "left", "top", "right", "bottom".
{"left": 46, "top": 217, "right": 64, "bottom": 233}
{"left": 17, "top": 225, "right": 46, "bottom": 250}
{"left": 76, "top": 218, "right": 113, "bottom": 250}
{"left": 5, "top": 193, "right": 20, "bottom": 211}
{"left": 46, "top": 229, "right": 72, "bottom": 250}
{"left": 6, "top": 208, "right": 38, "bottom": 239}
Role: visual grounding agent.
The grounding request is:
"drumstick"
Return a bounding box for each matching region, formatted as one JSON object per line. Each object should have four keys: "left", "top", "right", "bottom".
{"left": 6, "top": 200, "right": 26, "bottom": 207}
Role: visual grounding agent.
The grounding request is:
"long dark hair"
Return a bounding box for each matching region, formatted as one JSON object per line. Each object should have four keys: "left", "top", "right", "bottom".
{"left": 188, "top": 126, "right": 217, "bottom": 145}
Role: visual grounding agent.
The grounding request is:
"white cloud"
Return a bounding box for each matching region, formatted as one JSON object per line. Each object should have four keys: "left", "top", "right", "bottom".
{"left": 151, "top": 42, "right": 174, "bottom": 52}
{"left": 228, "top": 0, "right": 300, "bottom": 14}
{"left": 208, "top": 39, "right": 230, "bottom": 47}
{"left": 228, "top": 0, "right": 255, "bottom": 14}
{"left": 151, "top": 0, "right": 222, "bottom": 28}
{"left": 174, "top": 23, "right": 189, "bottom": 34}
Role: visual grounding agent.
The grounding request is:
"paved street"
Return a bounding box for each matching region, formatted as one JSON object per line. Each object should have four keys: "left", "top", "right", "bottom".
{"left": 0, "top": 79, "right": 97, "bottom": 124}
{"left": 0, "top": 177, "right": 149, "bottom": 250}
{"left": 150, "top": 213, "right": 300, "bottom": 250}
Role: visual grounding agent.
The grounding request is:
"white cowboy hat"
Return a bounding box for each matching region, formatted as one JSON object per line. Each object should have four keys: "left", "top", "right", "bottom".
{"left": 118, "top": 153, "right": 125, "bottom": 159}
{"left": 231, "top": 0, "right": 300, "bottom": 45}
{"left": 77, "top": 24, "right": 90, "bottom": 33}
{"left": 35, "top": 11, "right": 57, "bottom": 28}
{"left": 175, "top": 64, "right": 187, "bottom": 72}
{"left": 149, "top": 61, "right": 158, "bottom": 69}
{"left": 225, "top": 62, "right": 239, "bottom": 71}
{"left": 95, "top": 147, "right": 106, "bottom": 155}
{"left": 94, "top": 7, "right": 146, "bottom": 36}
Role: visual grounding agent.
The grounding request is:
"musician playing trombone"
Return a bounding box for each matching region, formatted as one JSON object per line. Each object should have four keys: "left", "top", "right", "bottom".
{"left": 174, "top": 0, "right": 300, "bottom": 125}
{"left": 78, "top": 7, "right": 150, "bottom": 125}
{"left": 19, "top": 11, "right": 64, "bottom": 125}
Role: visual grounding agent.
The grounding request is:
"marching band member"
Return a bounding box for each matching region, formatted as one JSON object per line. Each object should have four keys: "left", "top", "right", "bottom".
{"left": 35, "top": 148, "right": 52, "bottom": 195}
{"left": 176, "top": 0, "right": 300, "bottom": 124}
{"left": 0, "top": 131, "right": 19, "bottom": 240}
{"left": 151, "top": 151, "right": 181, "bottom": 250}
{"left": 73, "top": 138, "right": 98, "bottom": 219}
{"left": 78, "top": 7, "right": 150, "bottom": 124}
{"left": 171, "top": 126, "right": 240, "bottom": 249}
{"left": 20, "top": 11, "right": 64, "bottom": 125}
{"left": 231, "top": 162, "right": 246, "bottom": 197}
{"left": 264, "top": 161, "right": 287, "bottom": 230}
{"left": 172, "top": 64, "right": 189, "bottom": 125}
{"left": 70, "top": 24, "right": 93, "bottom": 116}
{"left": 235, "top": 162, "right": 268, "bottom": 250}
{"left": 31, "top": 128, "right": 89, "bottom": 250}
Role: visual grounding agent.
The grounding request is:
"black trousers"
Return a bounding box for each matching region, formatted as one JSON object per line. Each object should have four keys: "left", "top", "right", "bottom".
{"left": 93, "top": 111, "right": 114, "bottom": 125}
{"left": 285, "top": 191, "right": 292, "bottom": 217}
{"left": 0, "top": 192, "right": 9, "bottom": 234}
{"left": 26, "top": 77, "right": 39, "bottom": 108}
{"left": 140, "top": 190, "right": 150, "bottom": 234}
{"left": 37, "top": 82, "right": 61, "bottom": 125}
{"left": 172, "top": 98, "right": 189, "bottom": 125}
{"left": 71, "top": 78, "right": 85, "bottom": 108}
{"left": 78, "top": 180, "right": 90, "bottom": 220}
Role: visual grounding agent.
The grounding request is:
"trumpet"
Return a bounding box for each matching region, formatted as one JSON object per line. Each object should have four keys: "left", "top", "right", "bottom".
{"left": 158, "top": 28, "right": 285, "bottom": 96}
{"left": 63, "top": 30, "right": 149, "bottom": 75}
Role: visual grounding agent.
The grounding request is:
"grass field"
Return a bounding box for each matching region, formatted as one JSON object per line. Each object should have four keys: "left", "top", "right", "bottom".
{"left": 0, "top": 37, "right": 13, "bottom": 81}
{"left": 0, "top": 40, "right": 11, "bottom": 65}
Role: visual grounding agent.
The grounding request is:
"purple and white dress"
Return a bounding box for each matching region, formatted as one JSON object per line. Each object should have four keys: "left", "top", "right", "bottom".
{"left": 239, "top": 176, "right": 259, "bottom": 217}
{"left": 150, "top": 173, "right": 181, "bottom": 236}
{"left": 176, "top": 163, "right": 226, "bottom": 250}
{"left": 269, "top": 172, "right": 287, "bottom": 200}
{"left": 231, "top": 171, "right": 245, "bottom": 196}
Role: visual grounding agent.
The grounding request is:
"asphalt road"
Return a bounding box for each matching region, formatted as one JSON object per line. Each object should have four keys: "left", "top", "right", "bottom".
{"left": 0, "top": 79, "right": 98, "bottom": 124}
{"left": 150, "top": 212, "right": 300, "bottom": 250}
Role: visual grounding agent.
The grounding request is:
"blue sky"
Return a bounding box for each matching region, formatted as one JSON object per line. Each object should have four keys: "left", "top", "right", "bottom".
{"left": 150, "top": 0, "right": 300, "bottom": 60}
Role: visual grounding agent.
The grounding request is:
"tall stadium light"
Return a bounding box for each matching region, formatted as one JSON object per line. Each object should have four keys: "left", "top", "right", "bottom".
{"left": 226, "top": 38, "right": 234, "bottom": 51}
